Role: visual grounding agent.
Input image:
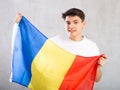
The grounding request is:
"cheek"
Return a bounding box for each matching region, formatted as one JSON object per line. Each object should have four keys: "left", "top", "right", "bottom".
{"left": 77, "top": 24, "right": 84, "bottom": 30}
{"left": 65, "top": 25, "right": 69, "bottom": 30}
{"left": 76, "top": 26, "right": 82, "bottom": 30}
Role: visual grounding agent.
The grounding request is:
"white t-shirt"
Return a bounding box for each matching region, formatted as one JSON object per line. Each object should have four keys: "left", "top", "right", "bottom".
{"left": 50, "top": 35, "right": 100, "bottom": 57}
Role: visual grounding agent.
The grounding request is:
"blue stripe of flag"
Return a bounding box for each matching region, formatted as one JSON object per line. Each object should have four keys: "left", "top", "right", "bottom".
{"left": 12, "top": 16, "right": 47, "bottom": 86}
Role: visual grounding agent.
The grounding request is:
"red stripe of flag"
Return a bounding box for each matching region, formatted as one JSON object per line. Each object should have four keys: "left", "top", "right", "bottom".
{"left": 59, "top": 55, "right": 102, "bottom": 90}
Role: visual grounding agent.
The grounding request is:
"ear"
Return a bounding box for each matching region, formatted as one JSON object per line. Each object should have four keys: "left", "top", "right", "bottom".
{"left": 82, "top": 21, "right": 86, "bottom": 27}
{"left": 81, "top": 21, "right": 86, "bottom": 30}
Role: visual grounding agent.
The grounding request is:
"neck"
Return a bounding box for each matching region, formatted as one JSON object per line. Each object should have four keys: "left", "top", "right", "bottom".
{"left": 69, "top": 35, "right": 83, "bottom": 41}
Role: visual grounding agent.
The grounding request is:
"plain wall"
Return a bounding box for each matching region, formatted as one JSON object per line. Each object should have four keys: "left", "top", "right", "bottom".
{"left": 0, "top": 0, "right": 120, "bottom": 90}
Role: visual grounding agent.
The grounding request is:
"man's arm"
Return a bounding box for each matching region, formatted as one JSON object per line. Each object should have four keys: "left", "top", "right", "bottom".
{"left": 95, "top": 55, "right": 107, "bottom": 82}
{"left": 95, "top": 66, "right": 102, "bottom": 82}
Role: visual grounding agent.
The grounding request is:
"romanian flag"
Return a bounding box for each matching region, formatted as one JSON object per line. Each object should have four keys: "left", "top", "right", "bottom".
{"left": 11, "top": 16, "right": 103, "bottom": 90}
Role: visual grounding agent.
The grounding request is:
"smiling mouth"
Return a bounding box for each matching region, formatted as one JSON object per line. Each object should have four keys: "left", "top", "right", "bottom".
{"left": 68, "top": 30, "right": 76, "bottom": 33}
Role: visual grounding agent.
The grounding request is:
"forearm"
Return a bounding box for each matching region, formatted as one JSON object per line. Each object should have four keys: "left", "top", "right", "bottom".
{"left": 95, "top": 54, "right": 107, "bottom": 82}
{"left": 95, "top": 66, "right": 102, "bottom": 82}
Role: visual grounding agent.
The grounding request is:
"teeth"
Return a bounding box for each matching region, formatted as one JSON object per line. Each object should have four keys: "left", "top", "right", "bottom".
{"left": 70, "top": 30, "right": 75, "bottom": 32}
{"left": 68, "top": 30, "right": 76, "bottom": 33}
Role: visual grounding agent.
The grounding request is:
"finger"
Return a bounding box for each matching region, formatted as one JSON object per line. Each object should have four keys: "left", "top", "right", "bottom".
{"left": 15, "top": 13, "right": 22, "bottom": 23}
{"left": 102, "top": 54, "right": 108, "bottom": 59}
{"left": 18, "top": 13, "right": 22, "bottom": 17}
{"left": 100, "top": 57, "right": 104, "bottom": 60}
{"left": 98, "top": 59, "right": 106, "bottom": 66}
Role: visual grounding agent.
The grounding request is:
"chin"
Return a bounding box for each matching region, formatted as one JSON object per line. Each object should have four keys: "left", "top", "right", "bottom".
{"left": 69, "top": 33, "right": 77, "bottom": 37}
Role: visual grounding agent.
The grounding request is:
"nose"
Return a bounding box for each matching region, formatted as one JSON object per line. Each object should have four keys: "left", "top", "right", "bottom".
{"left": 68, "top": 23, "right": 74, "bottom": 29}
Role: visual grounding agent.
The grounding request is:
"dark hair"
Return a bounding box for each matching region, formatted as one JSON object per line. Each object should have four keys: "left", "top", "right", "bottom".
{"left": 62, "top": 8, "right": 85, "bottom": 21}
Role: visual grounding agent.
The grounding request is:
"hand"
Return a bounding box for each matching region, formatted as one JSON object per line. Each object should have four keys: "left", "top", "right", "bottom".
{"left": 15, "top": 13, "right": 22, "bottom": 23}
{"left": 98, "top": 54, "right": 107, "bottom": 67}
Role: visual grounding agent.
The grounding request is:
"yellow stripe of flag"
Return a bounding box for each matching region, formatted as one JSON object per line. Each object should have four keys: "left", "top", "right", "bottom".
{"left": 28, "top": 39, "right": 76, "bottom": 90}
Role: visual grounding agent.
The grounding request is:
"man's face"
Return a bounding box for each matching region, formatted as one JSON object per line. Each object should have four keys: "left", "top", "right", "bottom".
{"left": 65, "top": 16, "right": 86, "bottom": 38}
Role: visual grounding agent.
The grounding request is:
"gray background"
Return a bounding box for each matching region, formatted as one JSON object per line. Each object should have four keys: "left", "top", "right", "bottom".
{"left": 0, "top": 0, "right": 120, "bottom": 90}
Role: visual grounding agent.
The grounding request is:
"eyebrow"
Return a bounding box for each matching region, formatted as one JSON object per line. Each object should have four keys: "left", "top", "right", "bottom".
{"left": 66, "top": 19, "right": 79, "bottom": 22}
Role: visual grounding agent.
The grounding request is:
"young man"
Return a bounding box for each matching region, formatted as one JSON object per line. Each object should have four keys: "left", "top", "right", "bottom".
{"left": 50, "top": 8, "right": 107, "bottom": 82}
{"left": 15, "top": 8, "right": 107, "bottom": 83}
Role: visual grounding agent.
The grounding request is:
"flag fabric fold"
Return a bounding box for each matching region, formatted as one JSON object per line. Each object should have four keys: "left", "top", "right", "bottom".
{"left": 11, "top": 16, "right": 103, "bottom": 90}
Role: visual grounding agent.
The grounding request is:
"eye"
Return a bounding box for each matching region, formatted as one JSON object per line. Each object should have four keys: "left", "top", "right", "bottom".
{"left": 74, "top": 21, "right": 78, "bottom": 24}
{"left": 66, "top": 21, "right": 71, "bottom": 25}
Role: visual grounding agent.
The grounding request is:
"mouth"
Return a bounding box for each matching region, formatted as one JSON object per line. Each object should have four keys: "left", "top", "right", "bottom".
{"left": 68, "top": 30, "right": 76, "bottom": 33}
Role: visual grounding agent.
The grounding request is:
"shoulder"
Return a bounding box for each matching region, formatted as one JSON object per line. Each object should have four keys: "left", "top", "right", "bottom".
{"left": 83, "top": 37, "right": 98, "bottom": 46}
{"left": 83, "top": 37, "right": 100, "bottom": 55}
{"left": 50, "top": 35, "right": 61, "bottom": 43}
{"left": 50, "top": 35, "right": 61, "bottom": 41}
{"left": 50, "top": 34, "right": 68, "bottom": 44}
